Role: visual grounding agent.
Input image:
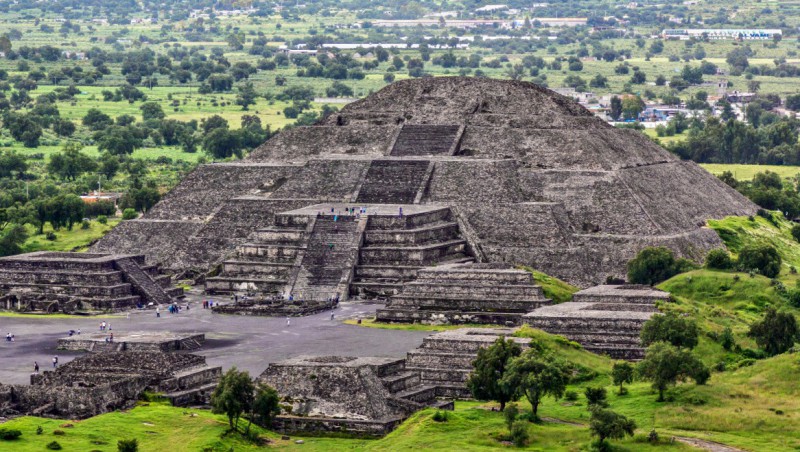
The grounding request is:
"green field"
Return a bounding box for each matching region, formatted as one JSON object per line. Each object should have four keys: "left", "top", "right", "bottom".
{"left": 700, "top": 164, "right": 800, "bottom": 181}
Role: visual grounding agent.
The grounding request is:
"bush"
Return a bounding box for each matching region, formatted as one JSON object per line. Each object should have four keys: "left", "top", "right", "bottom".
{"left": 792, "top": 224, "right": 800, "bottom": 243}
{"left": 720, "top": 327, "right": 735, "bottom": 351}
{"left": 627, "top": 246, "right": 695, "bottom": 285}
{"left": 564, "top": 390, "right": 579, "bottom": 402}
{"left": 97, "top": 215, "right": 108, "bottom": 225}
{"left": 122, "top": 208, "right": 138, "bottom": 220}
{"left": 0, "top": 428, "right": 22, "bottom": 440}
{"left": 53, "top": 429, "right": 65, "bottom": 436}
{"left": 36, "top": 426, "right": 43, "bottom": 435}
{"left": 46, "top": 231, "right": 57, "bottom": 241}
{"left": 81, "top": 219, "right": 90, "bottom": 230}
{"left": 504, "top": 403, "right": 519, "bottom": 431}
{"left": 585, "top": 387, "right": 608, "bottom": 408}
{"left": 431, "top": 410, "right": 448, "bottom": 422}
{"left": 117, "top": 438, "right": 138, "bottom": 452}
{"left": 46, "top": 441, "right": 62, "bottom": 450}
{"left": 510, "top": 421, "right": 530, "bottom": 447}
{"left": 705, "top": 249, "right": 733, "bottom": 270}
{"left": 738, "top": 244, "right": 782, "bottom": 278}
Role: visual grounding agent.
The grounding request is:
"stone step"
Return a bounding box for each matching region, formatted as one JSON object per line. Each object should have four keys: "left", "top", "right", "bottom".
{"left": 354, "top": 265, "right": 421, "bottom": 281}
{"left": 524, "top": 317, "right": 648, "bottom": 332}
{"left": 250, "top": 228, "right": 307, "bottom": 243}
{"left": 393, "top": 385, "right": 438, "bottom": 404}
{"left": 434, "top": 384, "right": 472, "bottom": 400}
{"left": 419, "top": 336, "right": 527, "bottom": 354}
{"left": 584, "top": 345, "right": 645, "bottom": 361}
{"left": 386, "top": 296, "right": 549, "bottom": 312}
{"left": 381, "top": 371, "right": 421, "bottom": 393}
{"left": 391, "top": 124, "right": 461, "bottom": 157}
{"left": 221, "top": 260, "right": 293, "bottom": 276}
{"left": 399, "top": 283, "right": 546, "bottom": 299}
{"left": 377, "top": 308, "right": 525, "bottom": 326}
{"left": 414, "top": 271, "right": 535, "bottom": 286}
{"left": 164, "top": 381, "right": 218, "bottom": 407}
{"left": 236, "top": 243, "right": 303, "bottom": 260}
{"left": 404, "top": 366, "right": 472, "bottom": 384}
{"left": 349, "top": 281, "right": 404, "bottom": 297}
{"left": 364, "top": 222, "right": 460, "bottom": 246}
{"left": 2, "top": 282, "right": 134, "bottom": 297}
{"left": 0, "top": 269, "right": 125, "bottom": 285}
{"left": 405, "top": 350, "right": 478, "bottom": 369}
{"left": 205, "top": 276, "right": 287, "bottom": 294}
{"left": 366, "top": 207, "right": 452, "bottom": 230}
{"left": 159, "top": 366, "right": 222, "bottom": 393}
{"left": 355, "top": 160, "right": 430, "bottom": 204}
{"left": 359, "top": 240, "right": 467, "bottom": 265}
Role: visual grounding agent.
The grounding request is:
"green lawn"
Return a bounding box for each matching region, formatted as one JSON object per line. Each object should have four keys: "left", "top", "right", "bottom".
{"left": 21, "top": 219, "right": 121, "bottom": 253}
{"left": 700, "top": 164, "right": 800, "bottom": 181}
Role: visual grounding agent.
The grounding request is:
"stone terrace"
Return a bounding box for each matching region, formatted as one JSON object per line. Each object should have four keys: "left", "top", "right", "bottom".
{"left": 259, "top": 355, "right": 452, "bottom": 437}
{"left": 58, "top": 331, "right": 205, "bottom": 353}
{"left": 0, "top": 252, "right": 181, "bottom": 314}
{"left": 523, "top": 285, "right": 669, "bottom": 360}
{"left": 0, "top": 352, "right": 220, "bottom": 419}
{"left": 376, "top": 263, "right": 551, "bottom": 325}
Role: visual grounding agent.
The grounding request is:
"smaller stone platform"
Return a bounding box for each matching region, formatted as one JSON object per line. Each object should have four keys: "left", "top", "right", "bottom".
{"left": 0, "top": 251, "right": 182, "bottom": 314}
{"left": 259, "top": 355, "right": 453, "bottom": 437}
{"left": 211, "top": 298, "right": 334, "bottom": 317}
{"left": 58, "top": 331, "right": 205, "bottom": 353}
{"left": 376, "top": 263, "right": 551, "bottom": 325}
{"left": 523, "top": 284, "right": 669, "bottom": 360}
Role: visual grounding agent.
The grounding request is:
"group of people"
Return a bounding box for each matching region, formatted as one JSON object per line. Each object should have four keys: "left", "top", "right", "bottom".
{"left": 5, "top": 333, "right": 15, "bottom": 342}
{"left": 202, "top": 300, "right": 214, "bottom": 309}
{"left": 99, "top": 321, "right": 111, "bottom": 332}
{"left": 67, "top": 329, "right": 81, "bottom": 336}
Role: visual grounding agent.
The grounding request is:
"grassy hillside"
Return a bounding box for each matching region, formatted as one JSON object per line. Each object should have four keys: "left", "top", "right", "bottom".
{"left": 700, "top": 164, "right": 800, "bottom": 182}
{"left": 520, "top": 266, "right": 580, "bottom": 303}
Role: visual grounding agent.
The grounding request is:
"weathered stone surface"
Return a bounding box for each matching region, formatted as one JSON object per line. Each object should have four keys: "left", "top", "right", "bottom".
{"left": 85, "top": 77, "right": 753, "bottom": 288}
{"left": 58, "top": 332, "right": 205, "bottom": 353}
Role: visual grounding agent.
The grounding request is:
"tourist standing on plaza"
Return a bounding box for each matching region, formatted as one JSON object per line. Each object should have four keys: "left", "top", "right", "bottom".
{"left": 52, "top": 356, "right": 58, "bottom": 368}
{"left": 286, "top": 316, "right": 291, "bottom": 326}
{"left": 34, "top": 362, "right": 39, "bottom": 374}
{"left": 156, "top": 306, "right": 160, "bottom": 318}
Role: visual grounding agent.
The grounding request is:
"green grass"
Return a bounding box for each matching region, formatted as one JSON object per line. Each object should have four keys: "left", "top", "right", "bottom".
{"left": 520, "top": 267, "right": 579, "bottom": 303}
{"left": 21, "top": 219, "right": 121, "bottom": 253}
{"left": 708, "top": 214, "right": 800, "bottom": 278}
{"left": 700, "top": 164, "right": 800, "bottom": 181}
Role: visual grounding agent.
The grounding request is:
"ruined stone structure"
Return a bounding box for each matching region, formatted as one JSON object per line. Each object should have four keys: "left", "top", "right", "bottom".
{"left": 0, "top": 352, "right": 221, "bottom": 418}
{"left": 259, "top": 355, "right": 453, "bottom": 437}
{"left": 85, "top": 77, "right": 754, "bottom": 293}
{"left": 376, "top": 263, "right": 551, "bottom": 325}
{"left": 523, "top": 284, "right": 669, "bottom": 359}
{"left": 0, "top": 252, "right": 182, "bottom": 314}
{"left": 58, "top": 331, "right": 205, "bottom": 353}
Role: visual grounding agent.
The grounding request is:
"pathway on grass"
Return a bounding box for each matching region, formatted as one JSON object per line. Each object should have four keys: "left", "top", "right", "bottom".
{"left": 542, "top": 417, "right": 745, "bottom": 452}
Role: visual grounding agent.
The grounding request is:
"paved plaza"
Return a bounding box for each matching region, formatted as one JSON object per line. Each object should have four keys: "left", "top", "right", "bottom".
{"left": 0, "top": 292, "right": 431, "bottom": 385}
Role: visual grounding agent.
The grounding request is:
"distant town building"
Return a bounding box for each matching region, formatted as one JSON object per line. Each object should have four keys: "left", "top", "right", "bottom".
{"left": 662, "top": 28, "right": 782, "bottom": 40}
{"left": 372, "top": 18, "right": 587, "bottom": 29}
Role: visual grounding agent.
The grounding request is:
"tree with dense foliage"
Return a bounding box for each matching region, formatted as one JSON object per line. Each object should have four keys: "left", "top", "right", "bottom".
{"left": 705, "top": 248, "right": 733, "bottom": 269}
{"left": 637, "top": 342, "right": 709, "bottom": 401}
{"left": 250, "top": 383, "right": 281, "bottom": 429}
{"left": 738, "top": 244, "right": 781, "bottom": 278}
{"left": 466, "top": 336, "right": 522, "bottom": 411}
{"left": 748, "top": 307, "right": 798, "bottom": 356}
{"left": 139, "top": 102, "right": 165, "bottom": 121}
{"left": 627, "top": 247, "right": 694, "bottom": 285}
{"left": 0, "top": 151, "right": 28, "bottom": 179}
{"left": 211, "top": 367, "right": 255, "bottom": 431}
{"left": 589, "top": 408, "right": 636, "bottom": 450}
{"left": 0, "top": 225, "right": 27, "bottom": 257}
{"left": 82, "top": 108, "right": 113, "bottom": 131}
{"left": 584, "top": 387, "right": 608, "bottom": 408}
{"left": 501, "top": 349, "right": 571, "bottom": 419}
{"left": 611, "top": 361, "right": 634, "bottom": 395}
{"left": 640, "top": 312, "right": 699, "bottom": 349}
{"left": 235, "top": 81, "right": 258, "bottom": 110}
{"left": 46, "top": 143, "right": 97, "bottom": 181}
{"left": 609, "top": 96, "right": 622, "bottom": 121}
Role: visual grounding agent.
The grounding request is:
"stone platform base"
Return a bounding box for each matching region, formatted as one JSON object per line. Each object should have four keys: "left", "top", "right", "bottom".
{"left": 212, "top": 299, "right": 334, "bottom": 317}
{"left": 58, "top": 331, "right": 205, "bottom": 353}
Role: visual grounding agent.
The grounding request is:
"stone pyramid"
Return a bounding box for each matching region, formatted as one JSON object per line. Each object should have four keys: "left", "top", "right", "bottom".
{"left": 91, "top": 77, "right": 755, "bottom": 289}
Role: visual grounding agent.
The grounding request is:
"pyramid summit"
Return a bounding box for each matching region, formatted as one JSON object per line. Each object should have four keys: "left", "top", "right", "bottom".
{"left": 89, "top": 77, "right": 755, "bottom": 292}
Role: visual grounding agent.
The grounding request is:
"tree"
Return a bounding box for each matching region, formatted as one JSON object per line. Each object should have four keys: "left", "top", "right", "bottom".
{"left": 589, "top": 408, "right": 636, "bottom": 450}
{"left": 792, "top": 224, "right": 800, "bottom": 243}
{"left": 203, "top": 128, "right": 242, "bottom": 159}
{"left": 637, "top": 342, "right": 709, "bottom": 402}
{"left": 705, "top": 248, "right": 733, "bottom": 269}
{"left": 82, "top": 108, "right": 113, "bottom": 131}
{"left": 120, "top": 187, "right": 161, "bottom": 213}
{"left": 738, "top": 244, "right": 781, "bottom": 278}
{"left": 96, "top": 126, "right": 143, "bottom": 155}
{"left": 611, "top": 362, "right": 634, "bottom": 395}
{"left": 0, "top": 225, "right": 27, "bottom": 257}
{"left": 251, "top": 383, "right": 280, "bottom": 430}
{"left": 503, "top": 403, "right": 519, "bottom": 431}
{"left": 0, "top": 151, "right": 28, "bottom": 179}
{"left": 609, "top": 96, "right": 622, "bottom": 121}
{"left": 211, "top": 367, "right": 255, "bottom": 431}
{"left": 627, "top": 247, "right": 694, "bottom": 285}
{"left": 139, "top": 102, "right": 165, "bottom": 121}
{"left": 501, "top": 349, "right": 571, "bottom": 419}
{"left": 621, "top": 95, "right": 645, "bottom": 120}
{"left": 630, "top": 70, "right": 646, "bottom": 84}
{"left": 466, "top": 336, "right": 522, "bottom": 411}
{"left": 46, "top": 143, "right": 97, "bottom": 181}
{"left": 236, "top": 82, "right": 258, "bottom": 110}
{"left": 584, "top": 387, "right": 608, "bottom": 408}
{"left": 748, "top": 307, "right": 798, "bottom": 356}
{"left": 785, "top": 94, "right": 800, "bottom": 112}
{"left": 640, "top": 313, "right": 699, "bottom": 349}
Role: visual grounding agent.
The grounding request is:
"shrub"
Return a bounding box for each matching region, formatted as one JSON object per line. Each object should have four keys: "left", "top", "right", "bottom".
{"left": 122, "top": 208, "right": 138, "bottom": 220}
{"left": 46, "top": 441, "right": 62, "bottom": 450}
{"left": 46, "top": 231, "right": 57, "bottom": 241}
{"left": 748, "top": 307, "right": 799, "bottom": 356}
{"left": 705, "top": 249, "right": 733, "bottom": 270}
{"left": 738, "top": 244, "right": 781, "bottom": 278}
{"left": 564, "top": 390, "right": 579, "bottom": 402}
{"left": 36, "top": 426, "right": 43, "bottom": 435}
{"left": 431, "top": 410, "right": 448, "bottom": 422}
{"left": 510, "top": 421, "right": 529, "bottom": 447}
{"left": 585, "top": 387, "right": 608, "bottom": 408}
{"left": 0, "top": 428, "right": 22, "bottom": 440}
{"left": 720, "top": 327, "right": 735, "bottom": 351}
{"left": 792, "top": 224, "right": 800, "bottom": 243}
{"left": 640, "top": 312, "right": 699, "bottom": 349}
{"left": 81, "top": 219, "right": 90, "bottom": 229}
{"left": 503, "top": 403, "right": 519, "bottom": 431}
{"left": 53, "top": 429, "right": 65, "bottom": 436}
{"left": 627, "top": 246, "right": 696, "bottom": 285}
{"left": 117, "top": 438, "right": 138, "bottom": 452}
{"left": 97, "top": 215, "right": 108, "bottom": 225}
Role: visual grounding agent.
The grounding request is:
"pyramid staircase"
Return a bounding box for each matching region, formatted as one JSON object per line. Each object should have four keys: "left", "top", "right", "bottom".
{"left": 389, "top": 124, "right": 463, "bottom": 157}
{"left": 376, "top": 358, "right": 454, "bottom": 413}
{"left": 355, "top": 160, "right": 431, "bottom": 204}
